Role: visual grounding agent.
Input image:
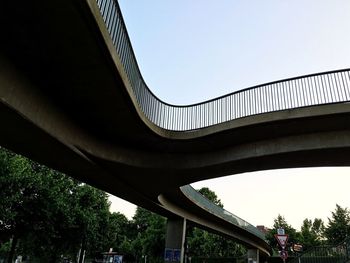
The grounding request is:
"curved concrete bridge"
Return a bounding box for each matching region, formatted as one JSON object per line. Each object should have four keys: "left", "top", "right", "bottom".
{"left": 1, "top": 0, "right": 350, "bottom": 259}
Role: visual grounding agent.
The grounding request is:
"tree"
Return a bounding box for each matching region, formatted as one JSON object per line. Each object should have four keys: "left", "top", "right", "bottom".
{"left": 0, "top": 147, "right": 115, "bottom": 262}
{"left": 299, "top": 218, "right": 325, "bottom": 250}
{"left": 0, "top": 148, "right": 75, "bottom": 262}
{"left": 198, "top": 187, "right": 223, "bottom": 208}
{"left": 105, "top": 212, "right": 129, "bottom": 252}
{"left": 72, "top": 184, "right": 111, "bottom": 262}
{"left": 186, "top": 187, "right": 245, "bottom": 258}
{"left": 130, "top": 207, "right": 166, "bottom": 261}
{"left": 324, "top": 204, "right": 350, "bottom": 245}
{"left": 187, "top": 227, "right": 245, "bottom": 258}
{"left": 266, "top": 215, "right": 300, "bottom": 250}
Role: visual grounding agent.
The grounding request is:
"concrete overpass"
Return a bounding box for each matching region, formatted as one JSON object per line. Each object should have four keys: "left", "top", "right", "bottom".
{"left": 1, "top": 0, "right": 350, "bottom": 259}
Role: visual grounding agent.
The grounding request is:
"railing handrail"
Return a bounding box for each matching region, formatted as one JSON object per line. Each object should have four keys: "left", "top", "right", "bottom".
{"left": 288, "top": 237, "right": 350, "bottom": 263}
{"left": 181, "top": 185, "right": 267, "bottom": 241}
{"left": 161, "top": 67, "right": 350, "bottom": 108}
{"left": 95, "top": 0, "right": 350, "bottom": 131}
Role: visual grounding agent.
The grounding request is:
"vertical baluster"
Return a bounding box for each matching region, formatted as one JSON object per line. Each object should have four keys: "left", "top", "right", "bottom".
{"left": 97, "top": 0, "right": 103, "bottom": 8}
{"left": 109, "top": 4, "right": 117, "bottom": 41}
{"left": 194, "top": 105, "right": 197, "bottom": 130}
{"left": 147, "top": 93, "right": 152, "bottom": 120}
{"left": 287, "top": 81, "right": 291, "bottom": 109}
{"left": 209, "top": 102, "right": 212, "bottom": 126}
{"left": 165, "top": 105, "right": 169, "bottom": 130}
{"left": 182, "top": 107, "right": 185, "bottom": 130}
{"left": 332, "top": 73, "right": 340, "bottom": 102}
{"left": 101, "top": 0, "right": 108, "bottom": 20}
{"left": 276, "top": 82, "right": 281, "bottom": 111}
{"left": 154, "top": 99, "right": 158, "bottom": 125}
{"left": 118, "top": 32, "right": 126, "bottom": 65}
{"left": 294, "top": 79, "right": 299, "bottom": 108}
{"left": 259, "top": 86, "right": 263, "bottom": 114}
{"left": 316, "top": 75, "right": 324, "bottom": 104}
{"left": 175, "top": 107, "right": 179, "bottom": 131}
{"left": 291, "top": 79, "right": 297, "bottom": 108}
{"left": 309, "top": 76, "right": 316, "bottom": 105}
{"left": 242, "top": 91, "right": 245, "bottom": 117}
{"left": 263, "top": 85, "right": 267, "bottom": 113}
{"left": 248, "top": 89, "right": 252, "bottom": 115}
{"left": 341, "top": 71, "right": 350, "bottom": 100}
{"left": 224, "top": 96, "right": 228, "bottom": 122}
{"left": 161, "top": 104, "right": 165, "bottom": 129}
{"left": 234, "top": 93, "right": 237, "bottom": 119}
{"left": 204, "top": 103, "right": 207, "bottom": 127}
{"left": 329, "top": 73, "right": 338, "bottom": 102}
{"left": 112, "top": 16, "right": 120, "bottom": 45}
{"left": 237, "top": 92, "right": 241, "bottom": 118}
{"left": 254, "top": 88, "right": 259, "bottom": 115}
{"left": 312, "top": 76, "right": 319, "bottom": 104}
{"left": 245, "top": 90, "right": 249, "bottom": 116}
{"left": 346, "top": 71, "right": 350, "bottom": 101}
{"left": 170, "top": 107, "right": 174, "bottom": 130}
{"left": 105, "top": 0, "right": 113, "bottom": 20}
{"left": 139, "top": 82, "right": 145, "bottom": 114}
{"left": 339, "top": 72, "right": 347, "bottom": 101}
{"left": 271, "top": 84, "right": 276, "bottom": 111}
{"left": 311, "top": 76, "right": 318, "bottom": 105}
{"left": 286, "top": 81, "right": 291, "bottom": 109}
{"left": 304, "top": 77, "right": 311, "bottom": 106}
{"left": 187, "top": 107, "right": 189, "bottom": 130}
{"left": 282, "top": 81, "right": 287, "bottom": 110}
{"left": 335, "top": 73, "right": 342, "bottom": 102}
{"left": 327, "top": 73, "right": 334, "bottom": 102}
{"left": 116, "top": 18, "right": 124, "bottom": 50}
{"left": 298, "top": 78, "right": 305, "bottom": 107}
{"left": 268, "top": 85, "right": 272, "bottom": 112}
{"left": 105, "top": 0, "right": 113, "bottom": 30}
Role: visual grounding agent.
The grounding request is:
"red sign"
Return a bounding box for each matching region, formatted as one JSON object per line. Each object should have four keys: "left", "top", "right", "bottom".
{"left": 275, "top": 234, "right": 289, "bottom": 249}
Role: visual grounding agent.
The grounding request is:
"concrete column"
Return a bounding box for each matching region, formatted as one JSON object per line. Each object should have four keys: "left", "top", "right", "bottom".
{"left": 247, "top": 249, "right": 259, "bottom": 263}
{"left": 164, "top": 218, "right": 187, "bottom": 263}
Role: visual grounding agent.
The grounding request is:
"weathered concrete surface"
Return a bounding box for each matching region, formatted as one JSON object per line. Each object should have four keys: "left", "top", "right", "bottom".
{"left": 1, "top": 0, "right": 350, "bottom": 256}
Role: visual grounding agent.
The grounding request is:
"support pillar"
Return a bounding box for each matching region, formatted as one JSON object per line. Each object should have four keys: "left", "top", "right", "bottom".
{"left": 164, "top": 218, "right": 187, "bottom": 263}
{"left": 247, "top": 249, "right": 259, "bottom": 263}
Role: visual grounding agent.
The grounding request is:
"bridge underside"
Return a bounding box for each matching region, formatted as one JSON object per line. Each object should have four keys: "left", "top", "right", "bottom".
{"left": 1, "top": 0, "right": 350, "bottom": 256}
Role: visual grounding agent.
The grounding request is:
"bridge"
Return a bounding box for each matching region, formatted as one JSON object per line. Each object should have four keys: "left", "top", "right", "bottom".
{"left": 1, "top": 0, "right": 350, "bottom": 261}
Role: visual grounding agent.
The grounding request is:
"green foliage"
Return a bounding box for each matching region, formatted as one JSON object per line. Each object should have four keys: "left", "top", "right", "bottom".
{"left": 299, "top": 218, "right": 325, "bottom": 250}
{"left": 186, "top": 187, "right": 246, "bottom": 259}
{"left": 266, "top": 214, "right": 300, "bottom": 250}
{"left": 7, "top": 145, "right": 350, "bottom": 262}
{"left": 266, "top": 205, "right": 350, "bottom": 254}
{"left": 130, "top": 207, "right": 166, "bottom": 261}
{"left": 198, "top": 187, "right": 224, "bottom": 208}
{"left": 324, "top": 204, "right": 350, "bottom": 245}
{"left": 0, "top": 147, "right": 112, "bottom": 262}
{"left": 187, "top": 227, "right": 245, "bottom": 258}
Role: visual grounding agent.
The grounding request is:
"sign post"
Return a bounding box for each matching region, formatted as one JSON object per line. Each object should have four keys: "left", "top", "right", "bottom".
{"left": 280, "top": 250, "right": 288, "bottom": 263}
{"left": 275, "top": 229, "right": 289, "bottom": 263}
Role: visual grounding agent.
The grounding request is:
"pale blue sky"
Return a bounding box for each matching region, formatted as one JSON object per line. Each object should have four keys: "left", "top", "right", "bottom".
{"left": 109, "top": 1, "right": 350, "bottom": 229}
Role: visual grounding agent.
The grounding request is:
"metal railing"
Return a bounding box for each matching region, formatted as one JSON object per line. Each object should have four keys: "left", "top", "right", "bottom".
{"left": 289, "top": 237, "right": 350, "bottom": 263}
{"left": 96, "top": 0, "right": 350, "bottom": 131}
{"left": 181, "top": 185, "right": 267, "bottom": 241}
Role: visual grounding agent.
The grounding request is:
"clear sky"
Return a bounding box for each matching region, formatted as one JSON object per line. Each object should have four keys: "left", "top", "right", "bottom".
{"left": 109, "top": 1, "right": 350, "bottom": 230}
